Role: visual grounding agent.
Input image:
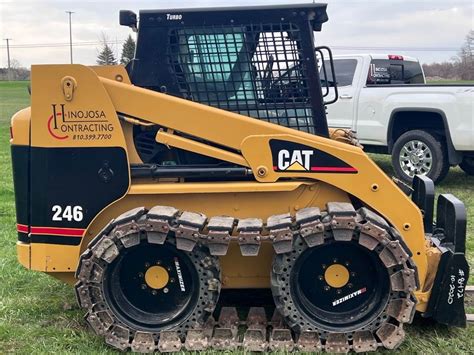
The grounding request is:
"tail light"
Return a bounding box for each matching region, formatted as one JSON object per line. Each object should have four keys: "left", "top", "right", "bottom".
{"left": 388, "top": 55, "right": 404, "bottom": 60}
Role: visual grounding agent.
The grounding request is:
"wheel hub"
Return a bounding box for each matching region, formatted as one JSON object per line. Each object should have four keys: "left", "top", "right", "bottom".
{"left": 145, "top": 265, "right": 169, "bottom": 290}
{"left": 324, "top": 263, "right": 350, "bottom": 288}
{"left": 399, "top": 140, "right": 432, "bottom": 176}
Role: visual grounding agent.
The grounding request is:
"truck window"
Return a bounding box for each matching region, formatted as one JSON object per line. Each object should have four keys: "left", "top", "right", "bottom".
{"left": 367, "top": 59, "right": 424, "bottom": 85}
{"left": 321, "top": 59, "right": 357, "bottom": 87}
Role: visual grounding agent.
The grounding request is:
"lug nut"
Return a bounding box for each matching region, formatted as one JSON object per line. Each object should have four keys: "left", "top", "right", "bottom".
{"left": 141, "top": 284, "right": 147, "bottom": 290}
{"left": 324, "top": 286, "right": 330, "bottom": 291}
{"left": 151, "top": 290, "right": 157, "bottom": 296}
{"left": 163, "top": 288, "right": 169, "bottom": 294}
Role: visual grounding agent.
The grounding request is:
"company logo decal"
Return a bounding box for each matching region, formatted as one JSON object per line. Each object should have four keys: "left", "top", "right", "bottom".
{"left": 270, "top": 140, "right": 358, "bottom": 174}
{"left": 332, "top": 287, "right": 367, "bottom": 306}
{"left": 47, "top": 104, "right": 114, "bottom": 141}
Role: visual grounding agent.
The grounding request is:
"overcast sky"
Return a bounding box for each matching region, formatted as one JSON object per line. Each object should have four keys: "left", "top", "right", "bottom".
{"left": 0, "top": 0, "right": 472, "bottom": 68}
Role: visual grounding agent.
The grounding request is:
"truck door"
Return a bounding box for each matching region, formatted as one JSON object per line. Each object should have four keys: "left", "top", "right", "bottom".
{"left": 324, "top": 58, "right": 361, "bottom": 129}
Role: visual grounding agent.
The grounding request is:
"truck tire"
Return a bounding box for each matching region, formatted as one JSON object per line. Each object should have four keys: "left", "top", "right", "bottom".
{"left": 391, "top": 130, "right": 449, "bottom": 184}
{"left": 459, "top": 156, "right": 474, "bottom": 176}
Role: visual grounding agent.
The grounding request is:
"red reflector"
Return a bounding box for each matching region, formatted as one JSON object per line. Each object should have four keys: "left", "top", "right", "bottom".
{"left": 10, "top": 126, "right": 13, "bottom": 140}
{"left": 388, "top": 55, "right": 404, "bottom": 60}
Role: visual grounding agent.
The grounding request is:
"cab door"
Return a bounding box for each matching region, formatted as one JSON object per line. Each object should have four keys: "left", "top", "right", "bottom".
{"left": 324, "top": 58, "right": 362, "bottom": 129}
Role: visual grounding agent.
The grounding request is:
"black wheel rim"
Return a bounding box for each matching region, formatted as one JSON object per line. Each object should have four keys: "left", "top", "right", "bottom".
{"left": 104, "top": 240, "right": 199, "bottom": 331}
{"left": 291, "top": 240, "right": 390, "bottom": 332}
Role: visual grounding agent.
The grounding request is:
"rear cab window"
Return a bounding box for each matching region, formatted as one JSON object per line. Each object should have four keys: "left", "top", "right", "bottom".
{"left": 321, "top": 59, "right": 358, "bottom": 87}
{"left": 367, "top": 57, "right": 425, "bottom": 85}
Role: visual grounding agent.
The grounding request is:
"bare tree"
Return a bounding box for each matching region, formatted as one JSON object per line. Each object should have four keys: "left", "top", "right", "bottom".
{"left": 456, "top": 30, "right": 474, "bottom": 80}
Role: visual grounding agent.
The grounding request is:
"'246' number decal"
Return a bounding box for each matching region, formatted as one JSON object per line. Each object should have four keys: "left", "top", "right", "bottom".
{"left": 52, "top": 205, "right": 83, "bottom": 222}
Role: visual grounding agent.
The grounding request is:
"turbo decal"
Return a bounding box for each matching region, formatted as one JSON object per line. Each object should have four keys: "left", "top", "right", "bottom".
{"left": 270, "top": 139, "right": 358, "bottom": 173}
{"left": 332, "top": 287, "right": 367, "bottom": 306}
{"left": 47, "top": 104, "right": 114, "bottom": 141}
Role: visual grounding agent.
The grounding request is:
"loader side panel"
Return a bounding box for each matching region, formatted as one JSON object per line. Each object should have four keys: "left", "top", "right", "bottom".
{"left": 28, "top": 146, "right": 129, "bottom": 245}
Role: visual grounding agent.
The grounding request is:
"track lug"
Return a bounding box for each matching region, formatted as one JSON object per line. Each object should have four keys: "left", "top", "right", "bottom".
{"left": 296, "top": 207, "right": 325, "bottom": 247}
{"left": 211, "top": 307, "right": 239, "bottom": 350}
{"left": 185, "top": 329, "right": 209, "bottom": 351}
{"left": 353, "top": 330, "right": 377, "bottom": 353}
{"left": 113, "top": 223, "right": 141, "bottom": 248}
{"left": 327, "top": 202, "right": 357, "bottom": 241}
{"left": 387, "top": 298, "right": 416, "bottom": 323}
{"left": 237, "top": 218, "right": 263, "bottom": 256}
{"left": 243, "top": 307, "right": 268, "bottom": 352}
{"left": 359, "top": 222, "right": 388, "bottom": 250}
{"left": 176, "top": 211, "right": 207, "bottom": 251}
{"left": 211, "top": 328, "right": 239, "bottom": 350}
{"left": 144, "top": 206, "right": 179, "bottom": 245}
{"left": 390, "top": 269, "right": 416, "bottom": 292}
{"left": 325, "top": 333, "right": 349, "bottom": 353}
{"left": 91, "top": 238, "right": 119, "bottom": 263}
{"left": 158, "top": 331, "right": 182, "bottom": 352}
{"left": 376, "top": 323, "right": 405, "bottom": 350}
{"left": 85, "top": 311, "right": 111, "bottom": 336}
{"left": 379, "top": 241, "right": 409, "bottom": 267}
{"left": 269, "top": 328, "right": 294, "bottom": 351}
{"left": 207, "top": 216, "right": 234, "bottom": 255}
{"left": 268, "top": 213, "right": 294, "bottom": 254}
{"left": 269, "top": 312, "right": 294, "bottom": 353}
{"left": 296, "top": 331, "right": 321, "bottom": 352}
{"left": 131, "top": 331, "right": 155, "bottom": 353}
{"left": 105, "top": 324, "right": 130, "bottom": 351}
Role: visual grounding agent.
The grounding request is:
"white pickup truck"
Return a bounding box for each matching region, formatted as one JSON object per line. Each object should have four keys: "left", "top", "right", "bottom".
{"left": 324, "top": 54, "right": 474, "bottom": 183}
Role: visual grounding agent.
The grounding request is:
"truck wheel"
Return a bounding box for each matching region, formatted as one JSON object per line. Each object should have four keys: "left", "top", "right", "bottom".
{"left": 459, "top": 156, "right": 474, "bottom": 176}
{"left": 391, "top": 130, "right": 449, "bottom": 184}
{"left": 75, "top": 208, "right": 220, "bottom": 352}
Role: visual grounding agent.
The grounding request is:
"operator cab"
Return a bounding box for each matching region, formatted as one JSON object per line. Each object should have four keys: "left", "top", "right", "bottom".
{"left": 120, "top": 4, "right": 338, "bottom": 165}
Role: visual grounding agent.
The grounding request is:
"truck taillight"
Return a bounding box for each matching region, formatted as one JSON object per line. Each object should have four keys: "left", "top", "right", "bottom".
{"left": 388, "top": 55, "right": 404, "bottom": 60}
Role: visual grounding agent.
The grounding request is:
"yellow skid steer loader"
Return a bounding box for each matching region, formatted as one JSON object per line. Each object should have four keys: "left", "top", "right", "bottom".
{"left": 10, "top": 3, "right": 469, "bottom": 353}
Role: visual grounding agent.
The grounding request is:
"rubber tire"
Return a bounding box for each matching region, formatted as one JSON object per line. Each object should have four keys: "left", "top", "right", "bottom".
{"left": 459, "top": 156, "right": 474, "bottom": 176}
{"left": 391, "top": 130, "right": 449, "bottom": 184}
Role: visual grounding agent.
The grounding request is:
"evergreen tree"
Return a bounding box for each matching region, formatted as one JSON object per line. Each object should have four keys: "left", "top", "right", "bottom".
{"left": 97, "top": 40, "right": 117, "bottom": 66}
{"left": 120, "top": 34, "right": 136, "bottom": 65}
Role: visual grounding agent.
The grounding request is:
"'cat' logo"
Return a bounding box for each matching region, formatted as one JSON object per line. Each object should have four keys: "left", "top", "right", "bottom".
{"left": 278, "top": 149, "right": 314, "bottom": 171}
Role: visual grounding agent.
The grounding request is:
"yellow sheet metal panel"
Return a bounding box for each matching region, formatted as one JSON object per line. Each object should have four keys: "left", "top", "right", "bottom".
{"left": 90, "top": 65, "right": 132, "bottom": 84}
{"left": 30, "top": 243, "right": 80, "bottom": 272}
{"left": 241, "top": 134, "right": 428, "bottom": 288}
{"left": 16, "top": 241, "right": 31, "bottom": 269}
{"left": 10, "top": 107, "right": 31, "bottom": 146}
{"left": 30, "top": 65, "right": 128, "bottom": 149}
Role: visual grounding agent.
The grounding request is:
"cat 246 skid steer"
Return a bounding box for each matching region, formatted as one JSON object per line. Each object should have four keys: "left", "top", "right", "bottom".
{"left": 10, "top": 3, "right": 469, "bottom": 353}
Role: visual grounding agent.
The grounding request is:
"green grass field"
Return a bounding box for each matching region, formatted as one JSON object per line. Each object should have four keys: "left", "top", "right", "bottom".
{"left": 0, "top": 81, "right": 472, "bottom": 353}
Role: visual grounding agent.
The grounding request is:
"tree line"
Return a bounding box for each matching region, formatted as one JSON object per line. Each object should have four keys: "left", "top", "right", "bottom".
{"left": 422, "top": 30, "right": 473, "bottom": 81}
